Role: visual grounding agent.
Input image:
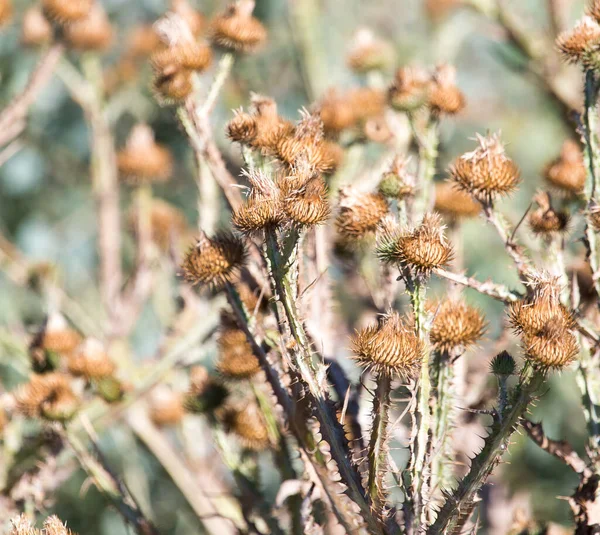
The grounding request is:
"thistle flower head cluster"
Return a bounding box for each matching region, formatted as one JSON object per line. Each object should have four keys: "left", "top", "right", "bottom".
{"left": 335, "top": 187, "right": 389, "bottom": 241}
{"left": 209, "top": 0, "right": 266, "bottom": 54}
{"left": 377, "top": 213, "right": 453, "bottom": 275}
{"left": 378, "top": 157, "right": 416, "bottom": 200}
{"left": 528, "top": 191, "right": 569, "bottom": 235}
{"left": 117, "top": 124, "right": 173, "bottom": 184}
{"left": 430, "top": 299, "right": 486, "bottom": 354}
{"left": 181, "top": 231, "right": 246, "bottom": 288}
{"left": 434, "top": 182, "right": 481, "bottom": 221}
{"left": 224, "top": 403, "right": 271, "bottom": 450}
{"left": 15, "top": 373, "right": 79, "bottom": 422}
{"left": 448, "top": 132, "right": 520, "bottom": 203}
{"left": 346, "top": 27, "right": 395, "bottom": 74}
{"left": 351, "top": 311, "right": 424, "bottom": 379}
{"left": 544, "top": 140, "right": 586, "bottom": 195}
{"left": 281, "top": 173, "right": 331, "bottom": 226}
{"left": 557, "top": 15, "right": 600, "bottom": 69}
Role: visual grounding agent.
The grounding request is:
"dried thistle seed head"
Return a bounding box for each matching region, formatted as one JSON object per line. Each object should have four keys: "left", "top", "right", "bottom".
{"left": 0, "top": 0, "right": 11, "bottom": 27}
{"left": 434, "top": 182, "right": 481, "bottom": 220}
{"left": 44, "top": 515, "right": 77, "bottom": 535}
{"left": 378, "top": 157, "right": 415, "bottom": 200}
{"left": 171, "top": 0, "right": 205, "bottom": 37}
{"left": 184, "top": 366, "right": 228, "bottom": 413}
{"left": 42, "top": 0, "right": 92, "bottom": 24}
{"left": 67, "top": 338, "right": 115, "bottom": 379}
{"left": 15, "top": 373, "right": 79, "bottom": 422}
{"left": 21, "top": 7, "right": 52, "bottom": 47}
{"left": 127, "top": 24, "right": 162, "bottom": 58}
{"left": 10, "top": 515, "right": 39, "bottom": 535}
{"left": 232, "top": 170, "right": 283, "bottom": 234}
{"left": 336, "top": 188, "right": 389, "bottom": 240}
{"left": 128, "top": 198, "right": 188, "bottom": 251}
{"left": 490, "top": 350, "right": 516, "bottom": 377}
{"left": 181, "top": 231, "right": 246, "bottom": 287}
{"left": 247, "top": 95, "right": 294, "bottom": 153}
{"left": 151, "top": 41, "right": 212, "bottom": 72}
{"left": 430, "top": 299, "right": 486, "bottom": 353}
{"left": 351, "top": 311, "right": 424, "bottom": 378}
{"left": 29, "top": 314, "right": 82, "bottom": 373}
{"left": 523, "top": 318, "right": 579, "bottom": 369}
{"left": 153, "top": 67, "right": 194, "bottom": 103}
{"left": 347, "top": 27, "right": 395, "bottom": 74}
{"left": 569, "top": 259, "right": 598, "bottom": 304}
{"left": 117, "top": 124, "right": 173, "bottom": 184}
{"left": 557, "top": 16, "right": 600, "bottom": 68}
{"left": 149, "top": 387, "right": 185, "bottom": 426}
{"left": 528, "top": 191, "right": 569, "bottom": 235}
{"left": 544, "top": 140, "right": 586, "bottom": 195}
{"left": 226, "top": 110, "right": 258, "bottom": 143}
{"left": 428, "top": 64, "right": 465, "bottom": 115}
{"left": 236, "top": 281, "right": 269, "bottom": 314}
{"left": 377, "top": 213, "right": 452, "bottom": 274}
{"left": 348, "top": 87, "right": 387, "bottom": 122}
{"left": 449, "top": 133, "right": 520, "bottom": 203}
{"left": 224, "top": 404, "right": 271, "bottom": 450}
{"left": 388, "top": 66, "right": 431, "bottom": 112}
{"left": 63, "top": 4, "right": 113, "bottom": 51}
{"left": 589, "top": 201, "right": 600, "bottom": 231}
{"left": 319, "top": 89, "right": 358, "bottom": 134}
{"left": 217, "top": 328, "right": 261, "bottom": 379}
{"left": 283, "top": 175, "right": 331, "bottom": 226}
{"left": 210, "top": 0, "right": 266, "bottom": 53}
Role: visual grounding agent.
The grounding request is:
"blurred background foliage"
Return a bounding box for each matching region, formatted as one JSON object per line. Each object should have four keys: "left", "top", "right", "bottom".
{"left": 0, "top": 0, "right": 594, "bottom": 533}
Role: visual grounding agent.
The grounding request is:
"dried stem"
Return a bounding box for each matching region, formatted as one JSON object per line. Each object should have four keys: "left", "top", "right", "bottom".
{"left": 433, "top": 267, "right": 520, "bottom": 303}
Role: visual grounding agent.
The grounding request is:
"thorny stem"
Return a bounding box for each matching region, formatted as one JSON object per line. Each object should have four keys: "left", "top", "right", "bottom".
{"left": 411, "top": 120, "right": 439, "bottom": 219}
{"left": 367, "top": 372, "right": 392, "bottom": 516}
{"left": 429, "top": 366, "right": 546, "bottom": 535}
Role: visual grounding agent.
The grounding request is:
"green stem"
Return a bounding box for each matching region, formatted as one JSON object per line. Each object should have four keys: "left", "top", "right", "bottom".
{"left": 411, "top": 119, "right": 439, "bottom": 219}
{"left": 201, "top": 53, "right": 234, "bottom": 115}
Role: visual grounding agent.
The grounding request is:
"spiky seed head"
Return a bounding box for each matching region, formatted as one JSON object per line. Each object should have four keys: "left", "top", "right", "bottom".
{"left": 210, "top": 0, "right": 266, "bottom": 53}
{"left": 21, "top": 7, "right": 52, "bottom": 47}
{"left": 153, "top": 67, "right": 194, "bottom": 103}
{"left": 448, "top": 133, "right": 520, "bottom": 203}
{"left": 15, "top": 373, "right": 79, "bottom": 422}
{"left": 490, "top": 350, "right": 516, "bottom": 377}
{"left": 217, "top": 328, "right": 261, "bottom": 379}
{"left": 226, "top": 111, "right": 258, "bottom": 143}
{"left": 589, "top": 201, "right": 600, "bottom": 232}
{"left": 523, "top": 318, "right": 579, "bottom": 369}
{"left": 232, "top": 171, "right": 283, "bottom": 234}
{"left": 0, "top": 0, "right": 12, "bottom": 27}
{"left": 117, "top": 124, "right": 173, "bottom": 184}
{"left": 149, "top": 387, "right": 185, "bottom": 426}
{"left": 544, "top": 140, "right": 586, "bottom": 195}
{"left": 171, "top": 0, "right": 205, "bottom": 37}
{"left": 67, "top": 338, "right": 115, "bottom": 379}
{"left": 236, "top": 281, "right": 269, "bottom": 314}
{"left": 430, "top": 300, "right": 486, "bottom": 353}
{"left": 127, "top": 25, "right": 162, "bottom": 58}
{"left": 29, "top": 314, "right": 82, "bottom": 373}
{"left": 319, "top": 88, "right": 358, "bottom": 134}
{"left": 181, "top": 231, "right": 246, "bottom": 288}
{"left": 335, "top": 188, "right": 389, "bottom": 240}
{"left": 184, "top": 366, "right": 229, "bottom": 413}
{"left": 282, "top": 175, "right": 331, "bottom": 226}
{"left": 351, "top": 312, "right": 424, "bottom": 379}
{"left": 528, "top": 191, "right": 569, "bottom": 235}
{"left": 428, "top": 64, "right": 465, "bottom": 115}
{"left": 244, "top": 95, "right": 294, "bottom": 153}
{"left": 378, "top": 157, "right": 415, "bottom": 200}
{"left": 347, "top": 27, "right": 395, "bottom": 74}
{"left": 388, "top": 66, "right": 431, "bottom": 112}
{"left": 377, "top": 213, "right": 453, "bottom": 274}
{"left": 224, "top": 404, "right": 271, "bottom": 450}
{"left": 44, "top": 515, "right": 77, "bottom": 535}
{"left": 128, "top": 198, "right": 188, "bottom": 251}
{"left": 42, "top": 0, "right": 92, "bottom": 24}
{"left": 9, "top": 514, "right": 39, "bottom": 535}
{"left": 557, "top": 16, "right": 600, "bottom": 68}
{"left": 434, "top": 182, "right": 481, "bottom": 220}
{"left": 151, "top": 41, "right": 212, "bottom": 72}
{"left": 63, "top": 4, "right": 113, "bottom": 51}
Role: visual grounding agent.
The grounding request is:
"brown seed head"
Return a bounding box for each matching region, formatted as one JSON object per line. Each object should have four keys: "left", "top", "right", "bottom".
{"left": 153, "top": 67, "right": 194, "bottom": 103}
{"left": 10, "top": 515, "right": 39, "bottom": 535}
{"left": 181, "top": 231, "right": 246, "bottom": 287}
{"left": 210, "top": 0, "right": 266, "bottom": 53}
{"left": 351, "top": 311, "right": 424, "bottom": 378}
{"left": 232, "top": 170, "right": 282, "bottom": 234}
{"left": 31, "top": 313, "right": 82, "bottom": 358}
{"left": 434, "top": 182, "right": 481, "bottom": 220}
{"left": 336, "top": 188, "right": 389, "bottom": 240}
{"left": 217, "top": 328, "right": 261, "bottom": 379}
{"left": 151, "top": 41, "right": 212, "bottom": 72}
{"left": 428, "top": 64, "right": 465, "bottom": 115}
{"left": 128, "top": 198, "right": 188, "bottom": 251}
{"left": 544, "top": 140, "right": 586, "bottom": 195}
{"left": 557, "top": 16, "right": 600, "bottom": 67}
{"left": 63, "top": 4, "right": 113, "bottom": 51}
{"left": 347, "top": 28, "right": 395, "bottom": 74}
{"left": 589, "top": 201, "right": 600, "bottom": 231}
{"left": 388, "top": 66, "right": 431, "bottom": 112}
{"left": 430, "top": 299, "right": 486, "bottom": 353}
{"left": 44, "top": 515, "right": 77, "bottom": 535}
{"left": 68, "top": 338, "right": 115, "bottom": 379}
{"left": 528, "top": 191, "right": 569, "bottom": 235}
{"left": 117, "top": 124, "right": 173, "bottom": 184}
{"left": 283, "top": 175, "right": 331, "bottom": 226}
{"left": 15, "top": 373, "right": 79, "bottom": 421}
{"left": 42, "top": 0, "right": 92, "bottom": 24}
{"left": 226, "top": 110, "right": 258, "bottom": 143}
{"left": 523, "top": 317, "right": 579, "bottom": 369}
{"left": 319, "top": 89, "right": 358, "bottom": 134}
{"left": 21, "top": 7, "right": 52, "bottom": 47}
{"left": 127, "top": 24, "right": 162, "bottom": 58}
{"left": 0, "top": 0, "right": 12, "bottom": 27}
{"left": 171, "top": 0, "right": 205, "bottom": 37}
{"left": 449, "top": 133, "right": 520, "bottom": 203}
{"left": 225, "top": 404, "right": 270, "bottom": 450}
{"left": 149, "top": 387, "right": 185, "bottom": 426}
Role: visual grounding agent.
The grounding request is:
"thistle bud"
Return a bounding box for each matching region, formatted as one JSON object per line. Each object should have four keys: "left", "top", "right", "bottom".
{"left": 388, "top": 66, "right": 431, "bottom": 112}
{"left": 428, "top": 64, "right": 465, "bottom": 115}
{"left": 351, "top": 311, "right": 424, "bottom": 379}
{"left": 42, "top": 0, "right": 93, "bottom": 24}
{"left": 282, "top": 175, "right": 331, "bottom": 227}
{"left": 430, "top": 299, "right": 486, "bottom": 354}
{"left": 224, "top": 404, "right": 271, "bottom": 450}
{"left": 544, "top": 140, "right": 586, "bottom": 195}
{"left": 29, "top": 314, "right": 82, "bottom": 374}
{"left": 149, "top": 387, "right": 185, "bottom": 426}
{"left": 377, "top": 213, "right": 453, "bottom": 275}
{"left": 0, "top": 0, "right": 11, "bottom": 27}
{"left": 434, "top": 182, "right": 481, "bottom": 221}
{"left": 557, "top": 16, "right": 600, "bottom": 69}
{"left": 210, "top": 0, "right": 266, "bottom": 54}
{"left": 378, "top": 157, "right": 415, "bottom": 200}
{"left": 448, "top": 133, "right": 520, "bottom": 203}
{"left": 523, "top": 317, "right": 579, "bottom": 369}
{"left": 528, "top": 191, "right": 569, "bottom": 235}
{"left": 128, "top": 198, "right": 188, "bottom": 251}
{"left": 184, "top": 366, "right": 228, "bottom": 413}
{"left": 68, "top": 338, "right": 115, "bottom": 380}
{"left": 347, "top": 28, "right": 394, "bottom": 74}
{"left": 490, "top": 350, "right": 516, "bottom": 377}
{"left": 15, "top": 373, "right": 79, "bottom": 422}
{"left": 335, "top": 188, "right": 389, "bottom": 240}
{"left": 21, "top": 7, "right": 52, "bottom": 47}
{"left": 181, "top": 231, "right": 246, "bottom": 288}
{"left": 117, "top": 124, "right": 173, "bottom": 184}
{"left": 63, "top": 4, "right": 113, "bottom": 52}
{"left": 94, "top": 376, "right": 125, "bottom": 403}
